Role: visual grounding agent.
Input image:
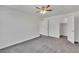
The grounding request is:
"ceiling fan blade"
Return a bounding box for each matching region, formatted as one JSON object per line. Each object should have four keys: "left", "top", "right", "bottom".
{"left": 47, "top": 9, "right": 52, "bottom": 11}
{"left": 46, "top": 5, "right": 50, "bottom": 8}
{"left": 36, "top": 7, "right": 40, "bottom": 9}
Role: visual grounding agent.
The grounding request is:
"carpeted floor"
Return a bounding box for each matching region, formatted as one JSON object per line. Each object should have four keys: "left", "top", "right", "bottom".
{"left": 0, "top": 35, "right": 79, "bottom": 53}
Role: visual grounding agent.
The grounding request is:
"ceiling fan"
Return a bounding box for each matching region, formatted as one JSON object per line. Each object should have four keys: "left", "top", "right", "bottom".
{"left": 36, "top": 5, "right": 52, "bottom": 14}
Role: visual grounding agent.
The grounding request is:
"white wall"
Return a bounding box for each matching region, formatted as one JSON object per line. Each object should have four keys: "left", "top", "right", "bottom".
{"left": 40, "top": 15, "right": 69, "bottom": 38}
{"left": 75, "top": 16, "right": 79, "bottom": 42}
{"left": 0, "top": 6, "right": 40, "bottom": 49}
{"left": 60, "top": 23, "right": 68, "bottom": 36}
{"left": 40, "top": 19, "right": 48, "bottom": 36}
{"left": 40, "top": 17, "right": 60, "bottom": 38}
{"left": 67, "top": 16, "right": 75, "bottom": 43}
{"left": 48, "top": 17, "right": 60, "bottom": 38}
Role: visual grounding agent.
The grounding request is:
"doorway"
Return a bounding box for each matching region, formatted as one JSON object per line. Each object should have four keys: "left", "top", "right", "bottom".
{"left": 60, "top": 23, "right": 68, "bottom": 39}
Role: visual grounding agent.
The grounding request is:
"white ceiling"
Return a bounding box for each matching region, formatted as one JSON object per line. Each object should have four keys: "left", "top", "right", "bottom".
{"left": 3, "top": 5, "right": 79, "bottom": 18}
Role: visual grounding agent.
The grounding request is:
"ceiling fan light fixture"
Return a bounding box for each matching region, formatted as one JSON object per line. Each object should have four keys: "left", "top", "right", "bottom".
{"left": 36, "top": 5, "right": 52, "bottom": 14}
{"left": 40, "top": 10, "right": 47, "bottom": 14}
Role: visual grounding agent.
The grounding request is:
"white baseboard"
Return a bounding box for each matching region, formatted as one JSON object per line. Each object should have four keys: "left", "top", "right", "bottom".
{"left": 0, "top": 35, "right": 40, "bottom": 49}
{"left": 40, "top": 34, "right": 48, "bottom": 36}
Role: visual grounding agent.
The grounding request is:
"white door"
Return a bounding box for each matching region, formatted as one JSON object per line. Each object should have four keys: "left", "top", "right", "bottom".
{"left": 49, "top": 18, "right": 60, "bottom": 38}
{"left": 67, "top": 16, "right": 74, "bottom": 43}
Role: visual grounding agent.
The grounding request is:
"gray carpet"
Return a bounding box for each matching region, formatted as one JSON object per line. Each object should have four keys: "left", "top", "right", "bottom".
{"left": 0, "top": 35, "right": 79, "bottom": 53}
